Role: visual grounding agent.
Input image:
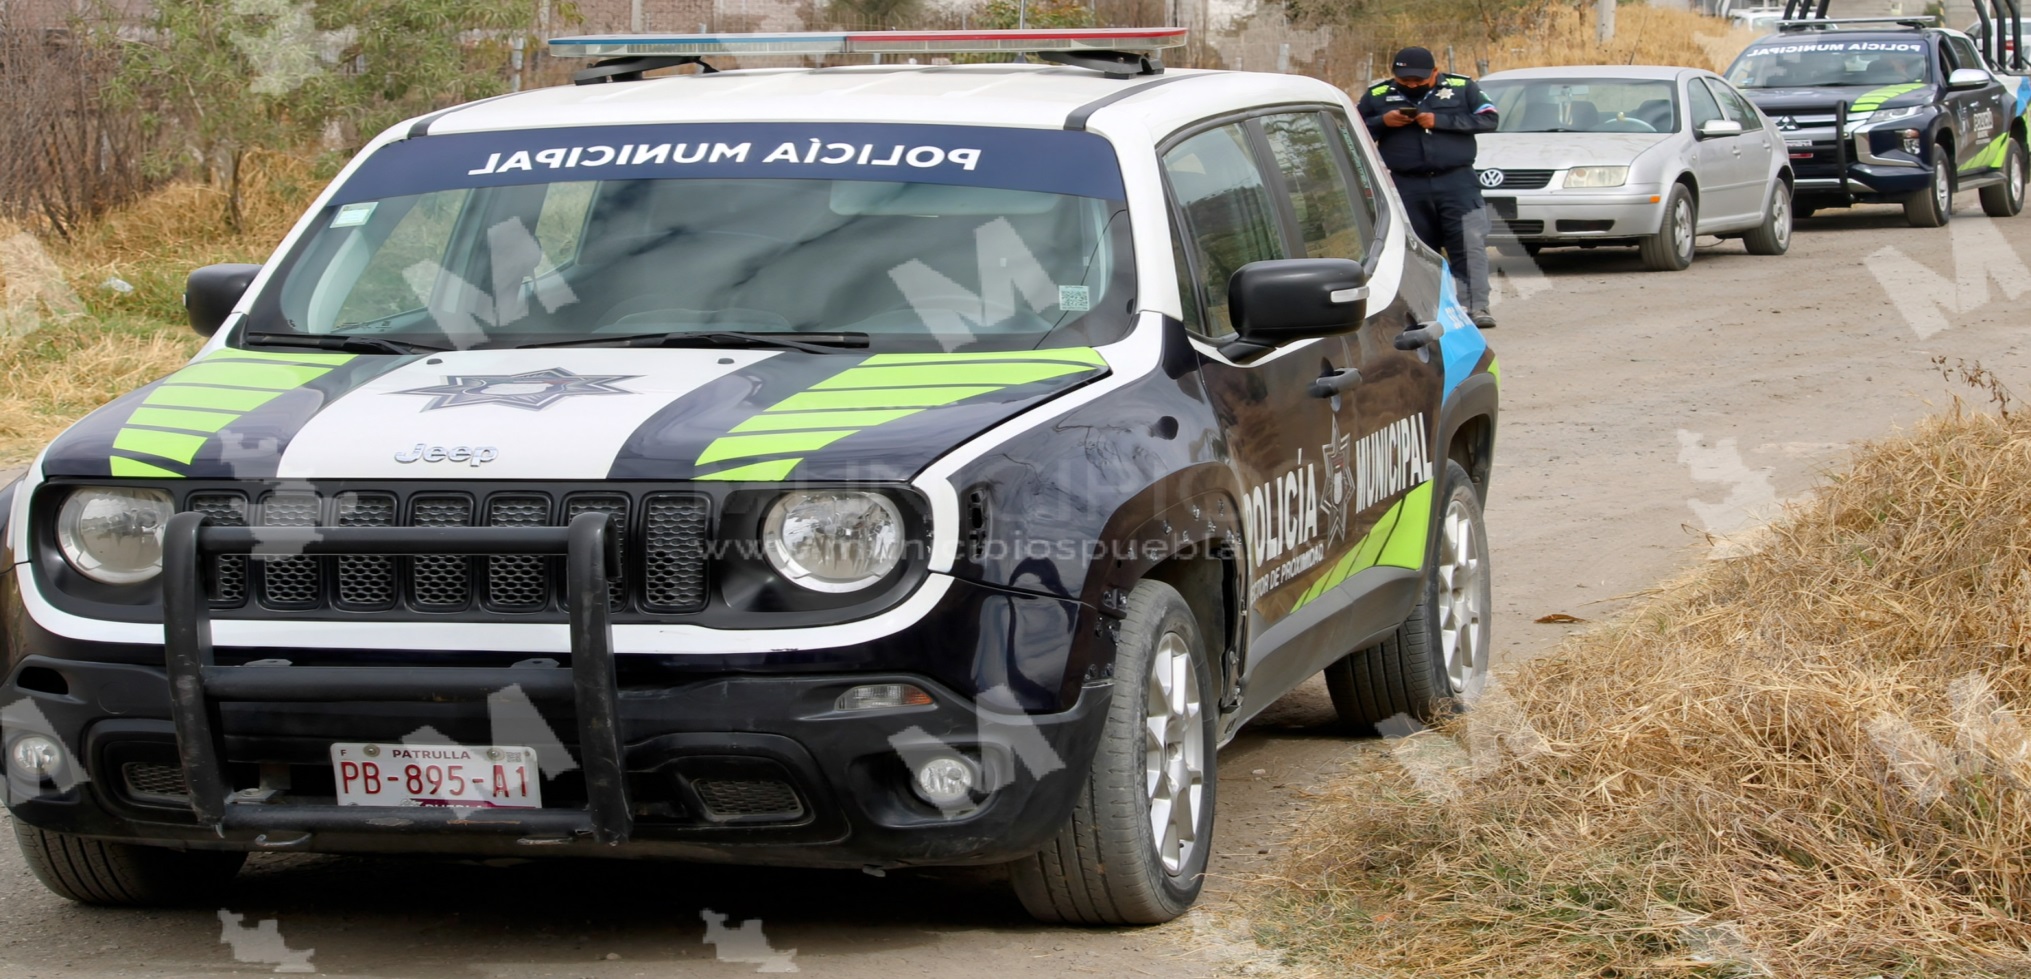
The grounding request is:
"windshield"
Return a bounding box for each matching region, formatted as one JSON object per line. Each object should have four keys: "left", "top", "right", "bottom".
{"left": 251, "top": 123, "right": 1134, "bottom": 353}
{"left": 1727, "top": 39, "right": 1932, "bottom": 88}
{"left": 1480, "top": 78, "right": 1680, "bottom": 133}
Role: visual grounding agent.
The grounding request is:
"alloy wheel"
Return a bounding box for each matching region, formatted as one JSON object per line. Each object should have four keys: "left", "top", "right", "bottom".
{"left": 1436, "top": 497, "right": 1488, "bottom": 694}
{"left": 1144, "top": 631, "right": 1205, "bottom": 876}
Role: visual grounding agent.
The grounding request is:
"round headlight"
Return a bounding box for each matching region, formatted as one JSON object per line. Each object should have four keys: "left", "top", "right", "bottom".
{"left": 56, "top": 487, "right": 174, "bottom": 584}
{"left": 762, "top": 490, "right": 904, "bottom": 593}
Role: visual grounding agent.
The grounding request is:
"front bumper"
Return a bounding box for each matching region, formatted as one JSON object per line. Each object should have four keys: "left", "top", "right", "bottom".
{"left": 1482, "top": 188, "right": 1666, "bottom": 241}
{"left": 1, "top": 515, "right": 1109, "bottom": 868}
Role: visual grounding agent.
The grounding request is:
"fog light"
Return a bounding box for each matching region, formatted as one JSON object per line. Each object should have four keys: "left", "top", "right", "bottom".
{"left": 1902, "top": 130, "right": 1922, "bottom": 155}
{"left": 911, "top": 755, "right": 977, "bottom": 807}
{"left": 836, "top": 683, "right": 934, "bottom": 712}
{"left": 9, "top": 735, "right": 63, "bottom": 780}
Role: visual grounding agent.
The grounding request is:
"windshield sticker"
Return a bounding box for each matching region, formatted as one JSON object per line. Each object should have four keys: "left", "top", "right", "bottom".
{"left": 340, "top": 123, "right": 1125, "bottom": 203}
{"left": 1742, "top": 41, "right": 1924, "bottom": 56}
{"left": 1057, "top": 285, "right": 1091, "bottom": 312}
{"left": 330, "top": 201, "right": 378, "bottom": 227}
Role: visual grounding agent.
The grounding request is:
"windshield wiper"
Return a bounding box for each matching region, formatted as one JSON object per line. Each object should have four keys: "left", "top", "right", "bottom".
{"left": 519, "top": 331, "right": 871, "bottom": 354}
{"left": 244, "top": 331, "right": 445, "bottom": 355}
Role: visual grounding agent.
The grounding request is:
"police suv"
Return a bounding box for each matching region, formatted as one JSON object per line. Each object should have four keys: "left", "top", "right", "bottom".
{"left": 0, "top": 29, "right": 1498, "bottom": 924}
{"left": 1724, "top": 0, "right": 2031, "bottom": 226}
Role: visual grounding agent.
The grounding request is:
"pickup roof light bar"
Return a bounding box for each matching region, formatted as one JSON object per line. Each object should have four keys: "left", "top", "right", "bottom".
{"left": 1775, "top": 16, "right": 1938, "bottom": 30}
{"left": 548, "top": 28, "right": 1189, "bottom": 58}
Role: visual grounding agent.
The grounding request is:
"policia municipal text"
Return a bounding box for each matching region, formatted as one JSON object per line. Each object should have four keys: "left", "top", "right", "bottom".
{"left": 1357, "top": 46, "right": 1500, "bottom": 329}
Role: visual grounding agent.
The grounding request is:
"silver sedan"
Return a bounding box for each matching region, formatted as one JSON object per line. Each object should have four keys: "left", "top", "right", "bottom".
{"left": 1474, "top": 65, "right": 1795, "bottom": 270}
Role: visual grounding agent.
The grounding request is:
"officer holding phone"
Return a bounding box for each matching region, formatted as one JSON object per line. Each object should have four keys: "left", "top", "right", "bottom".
{"left": 1358, "top": 46, "right": 1501, "bottom": 328}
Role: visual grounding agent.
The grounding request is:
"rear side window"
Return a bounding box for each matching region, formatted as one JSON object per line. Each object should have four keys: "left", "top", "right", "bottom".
{"left": 1163, "top": 125, "right": 1286, "bottom": 335}
{"left": 1260, "top": 112, "right": 1372, "bottom": 263}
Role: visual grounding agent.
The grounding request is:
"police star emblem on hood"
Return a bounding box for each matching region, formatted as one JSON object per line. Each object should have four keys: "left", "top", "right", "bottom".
{"left": 394, "top": 367, "right": 640, "bottom": 411}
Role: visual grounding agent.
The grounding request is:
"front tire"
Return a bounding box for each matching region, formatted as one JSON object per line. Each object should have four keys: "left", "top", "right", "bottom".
{"left": 1980, "top": 138, "right": 2026, "bottom": 217}
{"left": 1325, "top": 461, "right": 1492, "bottom": 729}
{"left": 13, "top": 822, "right": 245, "bottom": 906}
{"left": 1743, "top": 181, "right": 1793, "bottom": 255}
{"left": 1009, "top": 579, "right": 1216, "bottom": 924}
{"left": 1906, "top": 151, "right": 1953, "bottom": 227}
{"left": 1640, "top": 184, "right": 1697, "bottom": 271}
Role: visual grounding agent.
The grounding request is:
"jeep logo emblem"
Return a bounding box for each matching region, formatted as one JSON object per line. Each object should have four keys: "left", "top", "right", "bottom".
{"left": 395, "top": 443, "right": 499, "bottom": 467}
{"left": 1478, "top": 169, "right": 1506, "bottom": 188}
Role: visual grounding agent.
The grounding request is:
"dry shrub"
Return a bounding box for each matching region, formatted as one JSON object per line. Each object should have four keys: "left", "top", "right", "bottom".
{"left": 1488, "top": 5, "right": 1765, "bottom": 74}
{"left": 1253, "top": 406, "right": 2031, "bottom": 978}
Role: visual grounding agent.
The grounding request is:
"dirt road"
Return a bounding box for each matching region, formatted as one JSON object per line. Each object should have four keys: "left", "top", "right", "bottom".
{"left": 5, "top": 203, "right": 2030, "bottom": 978}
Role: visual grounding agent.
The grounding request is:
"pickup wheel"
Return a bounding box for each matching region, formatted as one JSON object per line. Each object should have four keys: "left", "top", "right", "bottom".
{"left": 1743, "top": 181, "right": 1793, "bottom": 255}
{"left": 1008, "top": 579, "right": 1215, "bottom": 924}
{"left": 1639, "top": 184, "right": 1697, "bottom": 271}
{"left": 13, "top": 821, "right": 245, "bottom": 906}
{"left": 1980, "top": 137, "right": 2026, "bottom": 217}
{"left": 1324, "top": 460, "right": 1491, "bottom": 729}
{"left": 1906, "top": 151, "right": 1954, "bottom": 227}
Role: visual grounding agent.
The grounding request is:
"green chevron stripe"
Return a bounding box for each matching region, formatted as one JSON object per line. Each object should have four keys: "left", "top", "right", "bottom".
{"left": 692, "top": 347, "right": 1107, "bottom": 479}
{"left": 694, "top": 459, "right": 802, "bottom": 481}
{"left": 107, "top": 349, "right": 357, "bottom": 478}
{"left": 1293, "top": 482, "right": 1434, "bottom": 611}
{"left": 1852, "top": 83, "right": 1925, "bottom": 112}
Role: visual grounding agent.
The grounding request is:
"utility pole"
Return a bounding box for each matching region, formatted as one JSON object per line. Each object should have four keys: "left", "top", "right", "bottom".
{"left": 1597, "top": 0, "right": 1615, "bottom": 44}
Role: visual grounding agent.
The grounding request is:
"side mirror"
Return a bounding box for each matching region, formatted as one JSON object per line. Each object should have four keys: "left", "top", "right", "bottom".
{"left": 1948, "top": 67, "right": 1992, "bottom": 90}
{"left": 1221, "top": 259, "right": 1369, "bottom": 359}
{"left": 1698, "top": 119, "right": 1745, "bottom": 139}
{"left": 184, "top": 264, "right": 261, "bottom": 337}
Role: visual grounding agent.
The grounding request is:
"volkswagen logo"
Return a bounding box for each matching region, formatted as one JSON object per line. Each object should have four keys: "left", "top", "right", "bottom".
{"left": 1477, "top": 169, "right": 1506, "bottom": 188}
{"left": 1776, "top": 115, "right": 1799, "bottom": 131}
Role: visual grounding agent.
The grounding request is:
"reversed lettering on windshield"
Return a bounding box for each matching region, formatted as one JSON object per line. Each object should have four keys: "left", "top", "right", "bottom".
{"left": 341, "top": 123, "right": 1125, "bottom": 203}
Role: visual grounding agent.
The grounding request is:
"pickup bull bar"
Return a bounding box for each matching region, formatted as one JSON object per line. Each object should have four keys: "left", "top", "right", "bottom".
{"left": 158, "top": 511, "right": 635, "bottom": 845}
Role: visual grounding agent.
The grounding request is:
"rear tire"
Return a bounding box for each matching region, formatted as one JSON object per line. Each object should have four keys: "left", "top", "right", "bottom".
{"left": 1640, "top": 184, "right": 1697, "bottom": 271}
{"left": 1905, "top": 152, "right": 1953, "bottom": 227}
{"left": 1980, "top": 138, "right": 2026, "bottom": 217}
{"left": 1325, "top": 461, "right": 1492, "bottom": 729}
{"left": 1743, "top": 181, "right": 1793, "bottom": 255}
{"left": 13, "top": 821, "right": 245, "bottom": 906}
{"left": 1008, "top": 579, "right": 1216, "bottom": 925}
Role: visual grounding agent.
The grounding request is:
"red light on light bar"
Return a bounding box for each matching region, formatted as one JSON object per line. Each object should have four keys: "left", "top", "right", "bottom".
{"left": 548, "top": 27, "right": 1187, "bottom": 59}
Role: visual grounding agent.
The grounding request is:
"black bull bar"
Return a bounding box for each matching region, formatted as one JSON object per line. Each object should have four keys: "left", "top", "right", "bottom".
{"left": 159, "top": 510, "right": 635, "bottom": 844}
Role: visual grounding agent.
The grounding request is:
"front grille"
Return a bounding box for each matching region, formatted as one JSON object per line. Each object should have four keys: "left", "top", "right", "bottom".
{"left": 172, "top": 487, "right": 709, "bottom": 616}
{"left": 693, "top": 778, "right": 804, "bottom": 818}
{"left": 187, "top": 492, "right": 247, "bottom": 605}
{"left": 258, "top": 492, "right": 321, "bottom": 608}
{"left": 1480, "top": 168, "right": 1554, "bottom": 190}
{"left": 122, "top": 762, "right": 189, "bottom": 803}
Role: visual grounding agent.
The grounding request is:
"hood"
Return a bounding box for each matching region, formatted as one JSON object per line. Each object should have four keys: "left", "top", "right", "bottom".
{"left": 1740, "top": 83, "right": 1930, "bottom": 112}
{"left": 42, "top": 345, "right": 1110, "bottom": 483}
{"left": 1475, "top": 132, "right": 1670, "bottom": 170}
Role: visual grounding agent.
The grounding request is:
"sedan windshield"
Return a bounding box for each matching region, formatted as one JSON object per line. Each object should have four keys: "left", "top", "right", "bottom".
{"left": 251, "top": 123, "right": 1134, "bottom": 353}
{"left": 1727, "top": 39, "right": 1932, "bottom": 88}
{"left": 1480, "top": 79, "right": 1680, "bottom": 133}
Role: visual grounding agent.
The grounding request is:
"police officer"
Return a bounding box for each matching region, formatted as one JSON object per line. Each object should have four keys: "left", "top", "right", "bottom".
{"left": 1359, "top": 46, "right": 1500, "bottom": 329}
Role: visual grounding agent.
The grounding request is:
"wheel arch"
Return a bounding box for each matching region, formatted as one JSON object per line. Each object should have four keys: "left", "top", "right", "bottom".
{"left": 1440, "top": 374, "right": 1500, "bottom": 502}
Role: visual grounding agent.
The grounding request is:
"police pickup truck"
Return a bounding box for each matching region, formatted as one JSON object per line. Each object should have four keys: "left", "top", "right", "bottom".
{"left": 0, "top": 29, "right": 1499, "bottom": 925}
{"left": 1723, "top": 0, "right": 2031, "bottom": 226}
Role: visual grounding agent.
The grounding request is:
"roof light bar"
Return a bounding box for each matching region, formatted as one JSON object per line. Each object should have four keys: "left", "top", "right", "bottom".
{"left": 547, "top": 28, "right": 1189, "bottom": 59}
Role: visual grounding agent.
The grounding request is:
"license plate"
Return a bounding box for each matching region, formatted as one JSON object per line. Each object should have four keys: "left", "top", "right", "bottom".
{"left": 1484, "top": 196, "right": 1517, "bottom": 220}
{"left": 330, "top": 743, "right": 542, "bottom": 808}
{"left": 1786, "top": 139, "right": 1814, "bottom": 150}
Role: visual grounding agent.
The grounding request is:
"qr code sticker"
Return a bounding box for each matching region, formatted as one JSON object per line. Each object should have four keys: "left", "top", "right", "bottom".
{"left": 1058, "top": 285, "right": 1091, "bottom": 311}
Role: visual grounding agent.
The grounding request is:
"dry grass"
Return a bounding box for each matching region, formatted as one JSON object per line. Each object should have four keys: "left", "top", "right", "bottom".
{"left": 0, "top": 151, "right": 324, "bottom": 466}
{"left": 1487, "top": 5, "right": 1765, "bottom": 74}
{"left": 1248, "top": 404, "right": 2031, "bottom": 979}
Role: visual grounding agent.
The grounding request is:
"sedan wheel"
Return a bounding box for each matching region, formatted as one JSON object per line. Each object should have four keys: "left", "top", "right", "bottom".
{"left": 1640, "top": 185, "right": 1697, "bottom": 271}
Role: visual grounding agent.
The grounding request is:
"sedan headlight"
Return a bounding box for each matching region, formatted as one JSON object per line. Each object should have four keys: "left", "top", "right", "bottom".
{"left": 56, "top": 487, "right": 174, "bottom": 584}
{"left": 1563, "top": 166, "right": 1630, "bottom": 189}
{"left": 762, "top": 490, "right": 904, "bottom": 593}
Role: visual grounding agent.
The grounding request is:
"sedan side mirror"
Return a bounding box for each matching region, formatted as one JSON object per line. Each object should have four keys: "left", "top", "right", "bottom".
{"left": 1948, "top": 67, "right": 1993, "bottom": 90}
{"left": 1698, "top": 119, "right": 1745, "bottom": 139}
{"left": 1220, "top": 259, "right": 1369, "bottom": 360}
{"left": 184, "top": 264, "right": 262, "bottom": 337}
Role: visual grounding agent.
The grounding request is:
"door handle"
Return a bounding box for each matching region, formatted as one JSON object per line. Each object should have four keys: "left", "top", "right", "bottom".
{"left": 1395, "top": 323, "right": 1440, "bottom": 350}
{"left": 1309, "top": 366, "right": 1363, "bottom": 398}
